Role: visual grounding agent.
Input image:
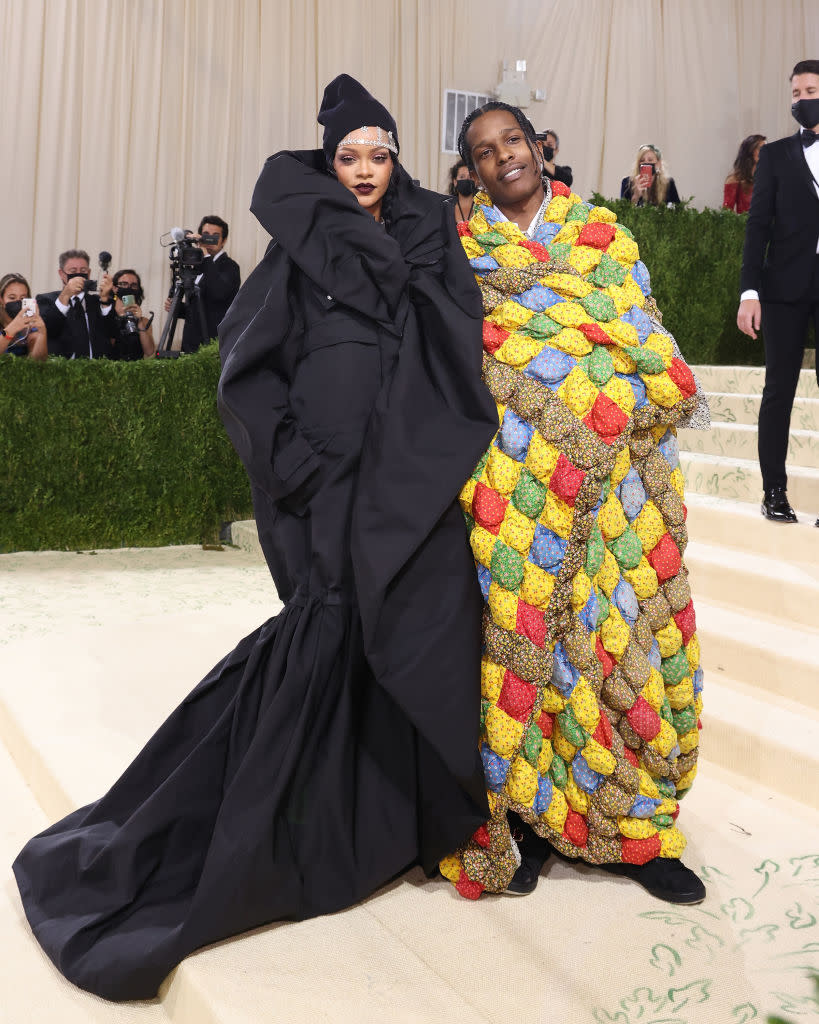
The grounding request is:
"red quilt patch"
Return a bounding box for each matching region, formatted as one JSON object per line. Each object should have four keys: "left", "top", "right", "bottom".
{"left": 673, "top": 600, "right": 697, "bottom": 645}
{"left": 563, "top": 809, "right": 589, "bottom": 848}
{"left": 584, "top": 392, "right": 629, "bottom": 444}
{"left": 621, "top": 834, "right": 662, "bottom": 865}
{"left": 626, "top": 695, "right": 662, "bottom": 741}
{"left": 576, "top": 221, "right": 617, "bottom": 250}
{"left": 596, "top": 635, "right": 615, "bottom": 677}
{"left": 646, "top": 532, "right": 681, "bottom": 582}
{"left": 516, "top": 600, "right": 547, "bottom": 648}
{"left": 497, "top": 670, "right": 538, "bottom": 723}
{"left": 520, "top": 238, "right": 551, "bottom": 262}
{"left": 472, "top": 482, "right": 507, "bottom": 533}
{"left": 482, "top": 321, "right": 509, "bottom": 354}
{"left": 549, "top": 453, "right": 587, "bottom": 506}
{"left": 667, "top": 357, "right": 697, "bottom": 398}
{"left": 579, "top": 321, "right": 614, "bottom": 345}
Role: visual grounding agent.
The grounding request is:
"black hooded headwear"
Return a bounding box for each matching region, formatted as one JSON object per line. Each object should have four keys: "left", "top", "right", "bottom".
{"left": 317, "top": 73, "right": 399, "bottom": 165}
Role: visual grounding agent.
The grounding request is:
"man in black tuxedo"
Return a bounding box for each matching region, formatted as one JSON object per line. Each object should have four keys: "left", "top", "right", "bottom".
{"left": 37, "top": 249, "right": 118, "bottom": 359}
{"left": 164, "top": 215, "right": 241, "bottom": 352}
{"left": 738, "top": 59, "right": 819, "bottom": 525}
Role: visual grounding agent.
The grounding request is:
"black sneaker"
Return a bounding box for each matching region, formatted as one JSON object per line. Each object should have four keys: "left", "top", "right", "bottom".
{"left": 600, "top": 857, "right": 706, "bottom": 904}
{"left": 505, "top": 817, "right": 553, "bottom": 895}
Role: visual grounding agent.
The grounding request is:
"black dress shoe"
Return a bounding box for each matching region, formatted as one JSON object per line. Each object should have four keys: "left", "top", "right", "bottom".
{"left": 506, "top": 818, "right": 553, "bottom": 895}
{"left": 600, "top": 857, "right": 706, "bottom": 904}
{"left": 761, "top": 487, "right": 797, "bottom": 523}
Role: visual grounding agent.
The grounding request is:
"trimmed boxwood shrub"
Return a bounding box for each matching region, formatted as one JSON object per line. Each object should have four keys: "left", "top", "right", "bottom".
{"left": 0, "top": 343, "right": 252, "bottom": 552}
{"left": 592, "top": 197, "right": 766, "bottom": 367}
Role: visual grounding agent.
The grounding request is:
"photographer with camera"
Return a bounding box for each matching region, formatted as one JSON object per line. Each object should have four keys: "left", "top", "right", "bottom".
{"left": 162, "top": 216, "right": 240, "bottom": 353}
{"left": 0, "top": 273, "right": 48, "bottom": 360}
{"left": 111, "top": 269, "right": 155, "bottom": 360}
{"left": 37, "top": 250, "right": 118, "bottom": 358}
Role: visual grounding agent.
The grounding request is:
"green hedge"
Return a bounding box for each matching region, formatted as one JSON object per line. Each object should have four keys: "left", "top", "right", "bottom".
{"left": 0, "top": 343, "right": 252, "bottom": 552}
{"left": 592, "top": 197, "right": 766, "bottom": 367}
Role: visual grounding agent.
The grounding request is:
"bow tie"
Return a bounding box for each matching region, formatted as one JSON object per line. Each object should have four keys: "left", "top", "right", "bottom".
{"left": 801, "top": 129, "right": 817, "bottom": 148}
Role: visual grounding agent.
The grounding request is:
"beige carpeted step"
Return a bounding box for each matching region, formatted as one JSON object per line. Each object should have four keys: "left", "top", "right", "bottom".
{"left": 680, "top": 421, "right": 819, "bottom": 468}
{"left": 707, "top": 391, "right": 819, "bottom": 430}
{"left": 700, "top": 676, "right": 819, "bottom": 809}
{"left": 685, "top": 538, "right": 819, "bottom": 629}
{"left": 684, "top": 492, "right": 819, "bottom": 563}
{"left": 680, "top": 451, "right": 819, "bottom": 510}
{"left": 695, "top": 597, "right": 819, "bottom": 710}
{"left": 691, "top": 364, "right": 818, "bottom": 398}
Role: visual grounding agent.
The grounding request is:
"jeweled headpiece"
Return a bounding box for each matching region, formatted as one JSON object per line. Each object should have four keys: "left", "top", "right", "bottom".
{"left": 337, "top": 125, "right": 398, "bottom": 155}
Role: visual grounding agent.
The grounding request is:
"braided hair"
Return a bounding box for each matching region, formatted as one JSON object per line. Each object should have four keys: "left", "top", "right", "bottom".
{"left": 457, "top": 101, "right": 542, "bottom": 173}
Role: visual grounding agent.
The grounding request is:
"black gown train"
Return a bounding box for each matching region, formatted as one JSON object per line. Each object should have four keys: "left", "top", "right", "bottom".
{"left": 12, "top": 151, "right": 498, "bottom": 1001}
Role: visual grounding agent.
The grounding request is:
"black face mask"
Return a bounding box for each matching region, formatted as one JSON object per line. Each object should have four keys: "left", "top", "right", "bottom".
{"left": 455, "top": 179, "right": 476, "bottom": 197}
{"left": 4, "top": 300, "right": 22, "bottom": 318}
{"left": 542, "top": 145, "right": 555, "bottom": 162}
{"left": 65, "top": 271, "right": 89, "bottom": 281}
{"left": 116, "top": 286, "right": 139, "bottom": 299}
{"left": 792, "top": 98, "right": 819, "bottom": 130}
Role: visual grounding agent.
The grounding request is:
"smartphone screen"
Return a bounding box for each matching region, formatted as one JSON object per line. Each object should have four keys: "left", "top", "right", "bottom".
{"left": 639, "top": 163, "right": 654, "bottom": 188}
{"left": 121, "top": 294, "right": 136, "bottom": 308}
{"left": 22, "top": 297, "right": 36, "bottom": 317}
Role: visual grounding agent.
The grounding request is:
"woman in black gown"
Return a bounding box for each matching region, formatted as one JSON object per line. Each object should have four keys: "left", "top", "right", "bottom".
{"left": 13, "top": 74, "right": 498, "bottom": 1002}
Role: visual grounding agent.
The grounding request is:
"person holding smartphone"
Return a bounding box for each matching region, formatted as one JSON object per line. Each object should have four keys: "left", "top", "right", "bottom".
{"left": 620, "top": 144, "right": 681, "bottom": 206}
{"left": 0, "top": 273, "right": 48, "bottom": 360}
{"left": 111, "top": 269, "right": 155, "bottom": 359}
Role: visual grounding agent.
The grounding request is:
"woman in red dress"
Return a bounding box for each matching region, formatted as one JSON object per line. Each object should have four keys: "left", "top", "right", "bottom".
{"left": 723, "top": 134, "right": 766, "bottom": 213}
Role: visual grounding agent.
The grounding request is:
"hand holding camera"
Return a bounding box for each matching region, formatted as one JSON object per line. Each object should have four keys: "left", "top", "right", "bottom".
{"left": 58, "top": 273, "right": 88, "bottom": 305}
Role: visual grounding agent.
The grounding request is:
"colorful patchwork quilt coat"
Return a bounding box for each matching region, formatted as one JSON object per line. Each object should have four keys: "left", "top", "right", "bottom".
{"left": 441, "top": 182, "right": 705, "bottom": 898}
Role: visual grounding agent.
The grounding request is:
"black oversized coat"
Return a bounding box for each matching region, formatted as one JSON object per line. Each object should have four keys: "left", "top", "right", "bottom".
{"left": 12, "top": 150, "right": 498, "bottom": 1002}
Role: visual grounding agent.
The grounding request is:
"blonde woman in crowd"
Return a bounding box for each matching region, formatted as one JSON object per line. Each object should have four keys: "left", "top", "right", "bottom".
{"left": 620, "top": 144, "right": 681, "bottom": 207}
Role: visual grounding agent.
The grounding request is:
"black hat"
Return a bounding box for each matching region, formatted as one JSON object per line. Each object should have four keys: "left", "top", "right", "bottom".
{"left": 317, "top": 74, "right": 399, "bottom": 165}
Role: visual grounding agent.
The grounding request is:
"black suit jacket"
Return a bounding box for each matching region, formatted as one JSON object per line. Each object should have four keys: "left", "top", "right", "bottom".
{"left": 740, "top": 132, "right": 819, "bottom": 302}
{"left": 179, "top": 252, "right": 241, "bottom": 352}
{"left": 37, "top": 291, "right": 118, "bottom": 358}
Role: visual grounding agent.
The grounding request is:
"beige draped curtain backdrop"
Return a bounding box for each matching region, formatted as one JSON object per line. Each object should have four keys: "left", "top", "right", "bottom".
{"left": 2, "top": 0, "right": 817, "bottom": 328}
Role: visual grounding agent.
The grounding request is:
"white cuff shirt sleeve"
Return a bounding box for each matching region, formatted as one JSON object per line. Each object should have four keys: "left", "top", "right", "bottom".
{"left": 740, "top": 289, "right": 759, "bottom": 303}
{"left": 54, "top": 297, "right": 70, "bottom": 316}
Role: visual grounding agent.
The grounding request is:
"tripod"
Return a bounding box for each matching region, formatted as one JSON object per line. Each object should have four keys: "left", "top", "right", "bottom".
{"left": 156, "top": 264, "right": 209, "bottom": 358}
